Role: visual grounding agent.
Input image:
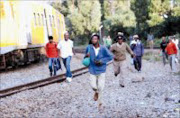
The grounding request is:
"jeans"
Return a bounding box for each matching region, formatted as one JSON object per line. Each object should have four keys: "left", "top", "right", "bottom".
{"left": 162, "top": 51, "right": 168, "bottom": 65}
{"left": 48, "top": 58, "right": 61, "bottom": 75}
{"left": 62, "top": 56, "right": 72, "bottom": 77}
{"left": 169, "top": 54, "right": 176, "bottom": 72}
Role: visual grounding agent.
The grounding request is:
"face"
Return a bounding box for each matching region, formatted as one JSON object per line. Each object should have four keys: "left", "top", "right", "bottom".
{"left": 134, "top": 38, "right": 138, "bottom": 41}
{"left": 91, "top": 36, "right": 99, "bottom": 45}
{"left": 162, "top": 37, "right": 165, "bottom": 41}
{"left": 49, "top": 39, "right": 53, "bottom": 43}
{"left": 64, "top": 33, "right": 69, "bottom": 40}
{"left": 118, "top": 39, "right": 123, "bottom": 44}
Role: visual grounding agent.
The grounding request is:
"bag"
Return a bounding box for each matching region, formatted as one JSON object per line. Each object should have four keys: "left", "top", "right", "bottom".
{"left": 82, "top": 57, "right": 90, "bottom": 67}
{"left": 82, "top": 45, "right": 91, "bottom": 67}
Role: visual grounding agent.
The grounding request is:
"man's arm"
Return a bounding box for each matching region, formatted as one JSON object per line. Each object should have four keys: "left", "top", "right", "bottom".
{"left": 141, "top": 44, "right": 144, "bottom": 56}
{"left": 173, "top": 43, "right": 178, "bottom": 54}
{"left": 45, "top": 44, "right": 49, "bottom": 57}
{"left": 100, "top": 47, "right": 113, "bottom": 64}
{"left": 57, "top": 42, "right": 61, "bottom": 57}
{"left": 126, "top": 43, "right": 134, "bottom": 56}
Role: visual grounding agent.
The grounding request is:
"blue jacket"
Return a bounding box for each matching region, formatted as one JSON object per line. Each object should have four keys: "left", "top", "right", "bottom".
{"left": 85, "top": 45, "right": 113, "bottom": 75}
{"left": 131, "top": 42, "right": 144, "bottom": 56}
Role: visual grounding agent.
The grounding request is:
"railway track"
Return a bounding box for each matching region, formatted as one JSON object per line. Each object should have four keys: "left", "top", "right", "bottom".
{"left": 0, "top": 66, "right": 89, "bottom": 98}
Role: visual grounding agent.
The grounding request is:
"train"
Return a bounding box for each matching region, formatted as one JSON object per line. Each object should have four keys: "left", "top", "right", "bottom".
{"left": 0, "top": 1, "right": 66, "bottom": 69}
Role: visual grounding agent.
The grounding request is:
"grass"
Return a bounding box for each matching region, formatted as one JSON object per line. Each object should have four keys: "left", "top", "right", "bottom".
{"left": 143, "top": 51, "right": 161, "bottom": 62}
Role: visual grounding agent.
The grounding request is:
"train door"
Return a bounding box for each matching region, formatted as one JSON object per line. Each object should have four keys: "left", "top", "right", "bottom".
{"left": 44, "top": 9, "right": 52, "bottom": 37}
{"left": 57, "top": 16, "right": 61, "bottom": 41}
{"left": 25, "top": 5, "right": 32, "bottom": 44}
{"left": 43, "top": 9, "right": 48, "bottom": 44}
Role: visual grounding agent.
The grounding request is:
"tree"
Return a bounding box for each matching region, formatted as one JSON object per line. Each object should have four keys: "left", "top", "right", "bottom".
{"left": 131, "top": 0, "right": 150, "bottom": 37}
{"left": 102, "top": 0, "right": 136, "bottom": 37}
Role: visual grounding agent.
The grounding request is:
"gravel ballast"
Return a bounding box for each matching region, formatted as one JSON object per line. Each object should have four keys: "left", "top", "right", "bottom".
{"left": 0, "top": 54, "right": 84, "bottom": 90}
{"left": 0, "top": 57, "right": 180, "bottom": 117}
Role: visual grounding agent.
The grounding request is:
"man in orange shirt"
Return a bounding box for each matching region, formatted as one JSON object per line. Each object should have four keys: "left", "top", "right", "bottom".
{"left": 46, "top": 36, "right": 61, "bottom": 76}
{"left": 165, "top": 37, "right": 177, "bottom": 72}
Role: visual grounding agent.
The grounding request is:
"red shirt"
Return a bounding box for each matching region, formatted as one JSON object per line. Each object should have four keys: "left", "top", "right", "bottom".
{"left": 165, "top": 42, "right": 177, "bottom": 55}
{"left": 46, "top": 42, "right": 58, "bottom": 58}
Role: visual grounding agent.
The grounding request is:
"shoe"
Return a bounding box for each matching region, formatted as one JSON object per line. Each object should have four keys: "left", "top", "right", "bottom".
{"left": 66, "top": 77, "right": 72, "bottom": 83}
{"left": 114, "top": 73, "right": 118, "bottom": 77}
{"left": 120, "top": 84, "right": 125, "bottom": 88}
{"left": 94, "top": 92, "right": 98, "bottom": 101}
{"left": 50, "top": 72, "right": 52, "bottom": 77}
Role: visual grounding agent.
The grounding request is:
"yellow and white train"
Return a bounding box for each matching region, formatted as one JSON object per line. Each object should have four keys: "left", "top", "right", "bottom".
{"left": 0, "top": 1, "right": 66, "bottom": 69}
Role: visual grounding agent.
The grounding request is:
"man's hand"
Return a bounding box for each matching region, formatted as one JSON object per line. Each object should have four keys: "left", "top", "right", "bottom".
{"left": 131, "top": 54, "right": 135, "bottom": 58}
{"left": 94, "top": 60, "right": 102, "bottom": 66}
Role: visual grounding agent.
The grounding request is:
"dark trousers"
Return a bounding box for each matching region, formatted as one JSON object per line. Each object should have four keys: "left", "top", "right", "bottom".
{"left": 134, "top": 56, "right": 142, "bottom": 71}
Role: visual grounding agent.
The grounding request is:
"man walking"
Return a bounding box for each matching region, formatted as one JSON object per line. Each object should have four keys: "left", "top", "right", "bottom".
{"left": 166, "top": 37, "right": 178, "bottom": 72}
{"left": 110, "top": 35, "right": 134, "bottom": 87}
{"left": 58, "top": 32, "right": 75, "bottom": 82}
{"left": 85, "top": 34, "right": 113, "bottom": 109}
{"left": 45, "top": 36, "right": 60, "bottom": 76}
{"left": 160, "top": 36, "right": 168, "bottom": 65}
{"left": 172, "top": 35, "right": 179, "bottom": 63}
{"left": 131, "top": 35, "right": 144, "bottom": 72}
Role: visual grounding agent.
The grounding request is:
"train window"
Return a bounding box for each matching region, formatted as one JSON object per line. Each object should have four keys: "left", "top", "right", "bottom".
{"left": 52, "top": 15, "right": 55, "bottom": 27}
{"left": 41, "top": 14, "right": 44, "bottom": 26}
{"left": 38, "top": 13, "right": 41, "bottom": 26}
{"left": 49, "top": 15, "right": 52, "bottom": 27}
{"left": 34, "top": 13, "right": 37, "bottom": 26}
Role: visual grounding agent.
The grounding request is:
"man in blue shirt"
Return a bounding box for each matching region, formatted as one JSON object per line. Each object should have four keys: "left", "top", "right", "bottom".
{"left": 85, "top": 34, "right": 113, "bottom": 109}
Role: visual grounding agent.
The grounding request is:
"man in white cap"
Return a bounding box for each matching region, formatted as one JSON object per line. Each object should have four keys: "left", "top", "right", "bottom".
{"left": 131, "top": 35, "right": 144, "bottom": 72}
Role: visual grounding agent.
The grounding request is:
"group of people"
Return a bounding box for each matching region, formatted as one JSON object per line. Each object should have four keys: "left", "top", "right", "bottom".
{"left": 45, "top": 32, "right": 74, "bottom": 82}
{"left": 160, "top": 35, "right": 179, "bottom": 72}
{"left": 45, "top": 31, "right": 179, "bottom": 109}
{"left": 84, "top": 33, "right": 146, "bottom": 109}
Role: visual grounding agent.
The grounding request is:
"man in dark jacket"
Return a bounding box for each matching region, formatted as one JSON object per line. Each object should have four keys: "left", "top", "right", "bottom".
{"left": 131, "top": 35, "right": 144, "bottom": 72}
{"left": 160, "top": 36, "right": 168, "bottom": 65}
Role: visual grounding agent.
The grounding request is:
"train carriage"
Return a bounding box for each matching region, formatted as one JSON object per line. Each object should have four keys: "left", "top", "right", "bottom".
{"left": 0, "top": 1, "right": 66, "bottom": 69}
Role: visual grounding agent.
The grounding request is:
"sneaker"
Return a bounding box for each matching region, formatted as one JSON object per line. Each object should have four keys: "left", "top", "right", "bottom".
{"left": 66, "top": 77, "right": 72, "bottom": 83}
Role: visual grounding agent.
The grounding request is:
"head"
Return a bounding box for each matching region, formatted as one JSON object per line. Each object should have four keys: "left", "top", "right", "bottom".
{"left": 91, "top": 34, "right": 100, "bottom": 45}
{"left": 64, "top": 31, "right": 69, "bottom": 41}
{"left": 117, "top": 35, "right": 123, "bottom": 44}
{"left": 162, "top": 36, "right": 166, "bottom": 42}
{"left": 107, "top": 35, "right": 111, "bottom": 39}
{"left": 48, "top": 36, "right": 53, "bottom": 43}
{"left": 133, "top": 35, "right": 139, "bottom": 41}
{"left": 172, "top": 35, "right": 176, "bottom": 40}
{"left": 169, "top": 37, "right": 172, "bottom": 42}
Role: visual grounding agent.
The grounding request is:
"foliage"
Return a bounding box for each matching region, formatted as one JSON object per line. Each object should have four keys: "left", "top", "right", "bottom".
{"left": 51, "top": 0, "right": 180, "bottom": 46}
